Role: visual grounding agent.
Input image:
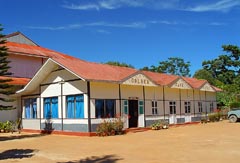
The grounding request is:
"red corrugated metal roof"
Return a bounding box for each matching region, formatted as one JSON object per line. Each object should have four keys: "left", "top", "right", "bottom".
{"left": 4, "top": 41, "right": 221, "bottom": 90}
{"left": 182, "top": 77, "right": 207, "bottom": 89}
{"left": 0, "top": 76, "right": 30, "bottom": 85}
{"left": 141, "top": 70, "right": 179, "bottom": 86}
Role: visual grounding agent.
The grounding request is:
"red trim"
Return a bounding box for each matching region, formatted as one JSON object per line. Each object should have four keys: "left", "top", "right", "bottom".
{"left": 21, "top": 122, "right": 200, "bottom": 137}
{"left": 169, "top": 121, "right": 200, "bottom": 127}
{"left": 21, "top": 129, "right": 97, "bottom": 137}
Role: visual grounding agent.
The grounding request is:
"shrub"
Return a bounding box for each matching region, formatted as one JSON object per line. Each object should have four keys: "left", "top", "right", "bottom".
{"left": 96, "top": 118, "right": 124, "bottom": 136}
{"left": 230, "top": 101, "right": 240, "bottom": 109}
{"left": 208, "top": 112, "right": 221, "bottom": 122}
{"left": 151, "top": 120, "right": 169, "bottom": 130}
{"left": 0, "top": 121, "right": 14, "bottom": 133}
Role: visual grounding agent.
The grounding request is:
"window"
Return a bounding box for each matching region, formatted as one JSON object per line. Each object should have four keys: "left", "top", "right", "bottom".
{"left": 24, "top": 98, "right": 37, "bottom": 119}
{"left": 66, "top": 95, "right": 84, "bottom": 119}
{"left": 198, "top": 102, "right": 203, "bottom": 113}
{"left": 210, "top": 102, "right": 214, "bottom": 112}
{"left": 169, "top": 101, "right": 176, "bottom": 114}
{"left": 44, "top": 97, "right": 58, "bottom": 119}
{"left": 96, "top": 99, "right": 115, "bottom": 118}
{"left": 184, "top": 101, "right": 191, "bottom": 113}
{"left": 152, "top": 101, "right": 158, "bottom": 115}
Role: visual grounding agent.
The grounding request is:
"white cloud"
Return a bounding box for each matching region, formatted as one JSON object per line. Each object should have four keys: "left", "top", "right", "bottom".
{"left": 97, "top": 29, "right": 111, "bottom": 34}
{"left": 62, "top": 3, "right": 100, "bottom": 10}
{"left": 62, "top": 0, "right": 240, "bottom": 12}
{"left": 26, "top": 19, "right": 225, "bottom": 32}
{"left": 26, "top": 21, "right": 147, "bottom": 31}
{"left": 186, "top": 0, "right": 240, "bottom": 12}
{"left": 62, "top": 0, "right": 179, "bottom": 10}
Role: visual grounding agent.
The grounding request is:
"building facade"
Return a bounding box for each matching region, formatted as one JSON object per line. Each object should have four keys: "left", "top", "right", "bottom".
{"left": 1, "top": 32, "right": 220, "bottom": 134}
{"left": 17, "top": 57, "right": 219, "bottom": 135}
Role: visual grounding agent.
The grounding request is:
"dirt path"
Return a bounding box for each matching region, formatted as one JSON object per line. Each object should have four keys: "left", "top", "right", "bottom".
{"left": 0, "top": 121, "right": 240, "bottom": 163}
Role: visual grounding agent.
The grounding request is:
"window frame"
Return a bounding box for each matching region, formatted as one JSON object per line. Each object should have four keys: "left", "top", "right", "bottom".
{"left": 184, "top": 101, "right": 191, "bottom": 114}
{"left": 210, "top": 102, "right": 214, "bottom": 112}
{"left": 66, "top": 94, "right": 84, "bottom": 119}
{"left": 152, "top": 100, "right": 158, "bottom": 115}
{"left": 169, "top": 101, "right": 176, "bottom": 114}
{"left": 95, "top": 99, "right": 116, "bottom": 118}
{"left": 198, "top": 102, "right": 203, "bottom": 113}
{"left": 44, "top": 96, "right": 59, "bottom": 119}
{"left": 24, "top": 98, "right": 37, "bottom": 119}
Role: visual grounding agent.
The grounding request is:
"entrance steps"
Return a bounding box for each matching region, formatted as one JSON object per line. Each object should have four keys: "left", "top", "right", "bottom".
{"left": 125, "top": 127, "right": 150, "bottom": 133}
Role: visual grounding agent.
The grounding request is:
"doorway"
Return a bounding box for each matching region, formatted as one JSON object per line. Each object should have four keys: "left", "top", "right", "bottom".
{"left": 128, "top": 100, "right": 138, "bottom": 128}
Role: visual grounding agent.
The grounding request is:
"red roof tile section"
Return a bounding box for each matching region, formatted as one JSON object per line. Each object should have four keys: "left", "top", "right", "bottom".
{"left": 182, "top": 77, "right": 207, "bottom": 89}
{"left": 0, "top": 76, "right": 30, "bottom": 85}
{"left": 5, "top": 41, "right": 221, "bottom": 90}
{"left": 5, "top": 41, "right": 137, "bottom": 82}
{"left": 141, "top": 70, "right": 179, "bottom": 86}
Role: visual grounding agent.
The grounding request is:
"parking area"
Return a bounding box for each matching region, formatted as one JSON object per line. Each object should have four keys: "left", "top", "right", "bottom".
{"left": 0, "top": 120, "right": 240, "bottom": 163}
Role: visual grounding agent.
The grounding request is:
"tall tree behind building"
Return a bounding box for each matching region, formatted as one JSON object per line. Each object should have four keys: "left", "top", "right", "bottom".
{"left": 141, "top": 57, "right": 191, "bottom": 77}
{"left": 0, "top": 24, "right": 15, "bottom": 110}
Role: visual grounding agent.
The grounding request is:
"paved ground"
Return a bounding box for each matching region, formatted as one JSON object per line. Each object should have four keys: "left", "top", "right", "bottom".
{"left": 0, "top": 120, "right": 240, "bottom": 163}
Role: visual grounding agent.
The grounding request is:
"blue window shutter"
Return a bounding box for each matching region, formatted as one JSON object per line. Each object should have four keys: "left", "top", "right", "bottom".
{"left": 32, "top": 99, "right": 37, "bottom": 118}
{"left": 51, "top": 97, "right": 58, "bottom": 118}
{"left": 106, "top": 100, "right": 115, "bottom": 118}
{"left": 139, "top": 100, "right": 144, "bottom": 114}
{"left": 76, "top": 95, "right": 84, "bottom": 118}
{"left": 67, "top": 96, "right": 74, "bottom": 118}
{"left": 96, "top": 100, "right": 104, "bottom": 118}
{"left": 124, "top": 100, "right": 128, "bottom": 114}
{"left": 25, "top": 99, "right": 31, "bottom": 119}
{"left": 44, "top": 98, "right": 51, "bottom": 118}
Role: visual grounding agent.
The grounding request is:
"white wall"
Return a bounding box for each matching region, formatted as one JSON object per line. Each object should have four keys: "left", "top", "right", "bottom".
{"left": 31, "top": 69, "right": 88, "bottom": 119}
{"left": 8, "top": 54, "right": 45, "bottom": 78}
{"left": 0, "top": 95, "right": 18, "bottom": 122}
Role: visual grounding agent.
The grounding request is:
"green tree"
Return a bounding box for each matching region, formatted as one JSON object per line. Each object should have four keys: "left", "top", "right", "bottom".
{"left": 202, "top": 45, "right": 240, "bottom": 85}
{"left": 142, "top": 57, "right": 191, "bottom": 77}
{"left": 193, "top": 69, "right": 217, "bottom": 85}
{"left": 105, "top": 61, "right": 134, "bottom": 68}
{"left": 0, "top": 24, "right": 15, "bottom": 110}
{"left": 201, "top": 45, "right": 240, "bottom": 107}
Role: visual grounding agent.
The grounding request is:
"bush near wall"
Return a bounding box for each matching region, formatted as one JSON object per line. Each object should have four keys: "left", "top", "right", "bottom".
{"left": 0, "top": 121, "right": 14, "bottom": 133}
{"left": 150, "top": 120, "right": 169, "bottom": 130}
{"left": 96, "top": 118, "right": 124, "bottom": 136}
{"left": 230, "top": 102, "right": 240, "bottom": 109}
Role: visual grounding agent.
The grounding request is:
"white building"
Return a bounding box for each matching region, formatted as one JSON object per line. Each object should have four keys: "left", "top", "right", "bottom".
{"left": 16, "top": 47, "right": 220, "bottom": 135}
{"left": 1, "top": 32, "right": 221, "bottom": 135}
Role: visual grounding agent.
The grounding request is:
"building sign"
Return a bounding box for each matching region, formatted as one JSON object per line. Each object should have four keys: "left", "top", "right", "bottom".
{"left": 122, "top": 74, "right": 156, "bottom": 86}
{"left": 200, "top": 83, "right": 215, "bottom": 92}
{"left": 171, "top": 79, "right": 191, "bottom": 89}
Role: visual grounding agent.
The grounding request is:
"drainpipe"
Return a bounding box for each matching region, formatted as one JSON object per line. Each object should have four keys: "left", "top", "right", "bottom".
{"left": 59, "top": 80, "right": 65, "bottom": 131}
{"left": 143, "top": 86, "right": 146, "bottom": 127}
{"left": 119, "top": 84, "right": 122, "bottom": 116}
{"left": 39, "top": 85, "right": 42, "bottom": 130}
{"left": 193, "top": 89, "right": 195, "bottom": 116}
{"left": 179, "top": 89, "right": 182, "bottom": 122}
{"left": 205, "top": 91, "right": 207, "bottom": 119}
{"left": 163, "top": 86, "right": 165, "bottom": 119}
{"left": 87, "top": 81, "right": 92, "bottom": 133}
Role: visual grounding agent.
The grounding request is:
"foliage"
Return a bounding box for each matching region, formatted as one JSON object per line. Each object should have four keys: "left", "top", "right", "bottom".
{"left": 198, "top": 45, "right": 240, "bottom": 107}
{"left": 150, "top": 120, "right": 169, "bottom": 130}
{"left": 203, "top": 45, "right": 240, "bottom": 85}
{"left": 208, "top": 112, "right": 222, "bottom": 122}
{"left": 96, "top": 118, "right": 124, "bottom": 136}
{"left": 230, "top": 101, "right": 240, "bottom": 109}
{"left": 141, "top": 57, "right": 191, "bottom": 77}
{"left": 0, "top": 24, "right": 15, "bottom": 110}
{"left": 105, "top": 61, "right": 134, "bottom": 68}
{"left": 0, "top": 121, "right": 14, "bottom": 132}
{"left": 193, "top": 69, "right": 218, "bottom": 85}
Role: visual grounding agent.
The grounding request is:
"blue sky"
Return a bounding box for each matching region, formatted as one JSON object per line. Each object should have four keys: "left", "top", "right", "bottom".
{"left": 1, "top": 0, "right": 240, "bottom": 75}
